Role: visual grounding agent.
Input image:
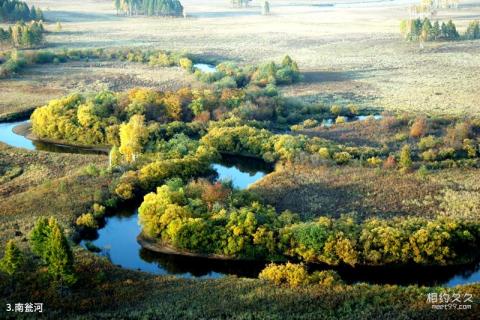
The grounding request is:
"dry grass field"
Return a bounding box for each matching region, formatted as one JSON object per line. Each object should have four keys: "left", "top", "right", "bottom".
{"left": 0, "top": 0, "right": 478, "bottom": 117}
{"left": 0, "top": 143, "right": 109, "bottom": 250}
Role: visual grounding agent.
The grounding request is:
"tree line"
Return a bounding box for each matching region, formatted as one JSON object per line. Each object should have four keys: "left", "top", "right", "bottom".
{"left": 0, "top": 0, "right": 43, "bottom": 22}
{"left": 0, "top": 21, "right": 44, "bottom": 48}
{"left": 401, "top": 18, "right": 480, "bottom": 41}
{"left": 114, "top": 0, "right": 184, "bottom": 16}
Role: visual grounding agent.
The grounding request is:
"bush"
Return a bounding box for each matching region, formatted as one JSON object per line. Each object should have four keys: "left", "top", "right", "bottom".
{"left": 179, "top": 58, "right": 193, "bottom": 72}
{"left": 76, "top": 213, "right": 98, "bottom": 229}
{"left": 83, "top": 164, "right": 101, "bottom": 177}
{"left": 115, "top": 182, "right": 135, "bottom": 200}
{"left": 318, "top": 147, "right": 330, "bottom": 159}
{"left": 421, "top": 149, "right": 437, "bottom": 161}
{"left": 367, "top": 157, "right": 383, "bottom": 167}
{"left": 418, "top": 135, "right": 440, "bottom": 150}
{"left": 92, "top": 203, "right": 106, "bottom": 218}
{"left": 259, "top": 263, "right": 309, "bottom": 287}
{"left": 330, "top": 105, "right": 342, "bottom": 116}
{"left": 333, "top": 152, "right": 352, "bottom": 165}
{"left": 410, "top": 117, "right": 427, "bottom": 138}
{"left": 335, "top": 116, "right": 346, "bottom": 124}
{"left": 309, "top": 270, "right": 344, "bottom": 286}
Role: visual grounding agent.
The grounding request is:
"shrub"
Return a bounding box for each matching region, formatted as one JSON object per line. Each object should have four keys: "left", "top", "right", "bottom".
{"left": 418, "top": 135, "right": 440, "bottom": 150}
{"left": 438, "top": 147, "right": 456, "bottom": 160}
{"left": 333, "top": 152, "right": 352, "bottom": 165}
{"left": 318, "top": 147, "right": 330, "bottom": 159}
{"left": 410, "top": 117, "right": 427, "bottom": 138}
{"left": 309, "top": 270, "right": 344, "bottom": 286}
{"left": 335, "top": 116, "right": 346, "bottom": 124}
{"left": 83, "top": 164, "right": 101, "bottom": 177}
{"left": 76, "top": 213, "right": 98, "bottom": 229}
{"left": 330, "top": 105, "right": 342, "bottom": 116}
{"left": 347, "top": 104, "right": 358, "bottom": 115}
{"left": 92, "top": 203, "right": 106, "bottom": 218}
{"left": 259, "top": 263, "right": 309, "bottom": 287}
{"left": 179, "top": 58, "right": 193, "bottom": 72}
{"left": 421, "top": 149, "right": 437, "bottom": 161}
{"left": 463, "top": 139, "right": 477, "bottom": 158}
{"left": 383, "top": 155, "right": 396, "bottom": 169}
{"left": 367, "top": 157, "right": 383, "bottom": 167}
{"left": 115, "top": 182, "right": 135, "bottom": 200}
{"left": 399, "top": 145, "right": 412, "bottom": 171}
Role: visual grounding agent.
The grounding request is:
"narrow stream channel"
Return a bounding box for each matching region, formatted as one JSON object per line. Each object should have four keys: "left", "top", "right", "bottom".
{"left": 1, "top": 119, "right": 479, "bottom": 286}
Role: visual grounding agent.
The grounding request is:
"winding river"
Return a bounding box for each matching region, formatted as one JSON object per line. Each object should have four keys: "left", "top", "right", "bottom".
{"left": 1, "top": 119, "right": 479, "bottom": 286}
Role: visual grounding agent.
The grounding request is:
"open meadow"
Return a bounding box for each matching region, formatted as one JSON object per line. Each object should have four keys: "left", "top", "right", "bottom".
{"left": 0, "top": 0, "right": 476, "bottom": 117}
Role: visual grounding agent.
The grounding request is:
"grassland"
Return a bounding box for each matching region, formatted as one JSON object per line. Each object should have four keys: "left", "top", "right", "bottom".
{"left": 251, "top": 162, "right": 480, "bottom": 221}
{"left": 0, "top": 142, "right": 109, "bottom": 250}
{"left": 0, "top": 59, "right": 195, "bottom": 118}
{"left": 2, "top": 253, "right": 479, "bottom": 319}
{"left": 9, "top": 0, "right": 475, "bottom": 117}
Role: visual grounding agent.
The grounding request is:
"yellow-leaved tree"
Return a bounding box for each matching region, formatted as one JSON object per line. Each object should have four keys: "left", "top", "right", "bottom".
{"left": 119, "top": 115, "right": 148, "bottom": 163}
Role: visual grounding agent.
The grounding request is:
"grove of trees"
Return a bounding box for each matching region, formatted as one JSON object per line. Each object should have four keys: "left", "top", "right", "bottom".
{"left": 0, "top": 0, "right": 43, "bottom": 22}
{"left": 114, "top": 0, "right": 184, "bottom": 16}
{"left": 400, "top": 18, "right": 480, "bottom": 41}
{"left": 0, "top": 21, "right": 44, "bottom": 48}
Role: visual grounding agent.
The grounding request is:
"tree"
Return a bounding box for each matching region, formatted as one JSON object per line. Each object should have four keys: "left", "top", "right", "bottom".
{"left": 420, "top": 18, "right": 432, "bottom": 41}
{"left": 262, "top": 1, "right": 270, "bottom": 15}
{"left": 119, "top": 114, "right": 148, "bottom": 163}
{"left": 431, "top": 21, "right": 441, "bottom": 40}
{"left": 29, "top": 217, "right": 77, "bottom": 286}
{"left": 400, "top": 144, "right": 413, "bottom": 171}
{"left": 465, "top": 21, "right": 480, "bottom": 40}
{"left": 46, "top": 220, "right": 77, "bottom": 286}
{"left": 0, "top": 240, "right": 24, "bottom": 276}
{"left": 109, "top": 145, "right": 122, "bottom": 168}
{"left": 29, "top": 216, "right": 51, "bottom": 260}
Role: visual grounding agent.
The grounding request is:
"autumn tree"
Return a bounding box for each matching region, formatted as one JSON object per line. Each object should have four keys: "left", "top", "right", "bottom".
{"left": 119, "top": 115, "right": 149, "bottom": 163}
{"left": 201, "top": 181, "right": 232, "bottom": 210}
{"left": 410, "top": 117, "right": 427, "bottom": 138}
{"left": 0, "top": 240, "right": 24, "bottom": 276}
{"left": 109, "top": 145, "right": 122, "bottom": 168}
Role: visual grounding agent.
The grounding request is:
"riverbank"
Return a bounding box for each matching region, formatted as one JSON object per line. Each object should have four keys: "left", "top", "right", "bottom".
{"left": 0, "top": 107, "right": 36, "bottom": 123}
{"left": 138, "top": 234, "right": 244, "bottom": 261}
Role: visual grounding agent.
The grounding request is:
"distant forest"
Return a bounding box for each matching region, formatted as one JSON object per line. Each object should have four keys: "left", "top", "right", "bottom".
{"left": 0, "top": 0, "right": 43, "bottom": 22}
{"left": 114, "top": 0, "right": 184, "bottom": 16}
